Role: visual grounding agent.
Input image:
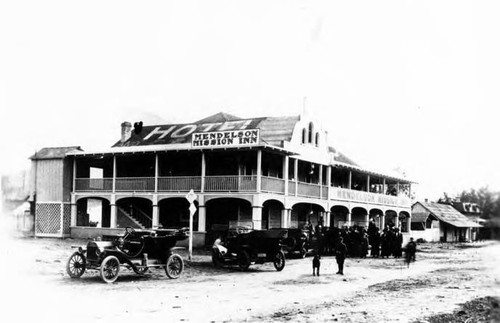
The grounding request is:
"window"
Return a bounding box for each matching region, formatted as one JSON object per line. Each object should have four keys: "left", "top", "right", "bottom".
{"left": 308, "top": 122, "right": 314, "bottom": 143}
{"left": 315, "top": 132, "right": 320, "bottom": 147}
{"left": 302, "top": 128, "right": 307, "bottom": 144}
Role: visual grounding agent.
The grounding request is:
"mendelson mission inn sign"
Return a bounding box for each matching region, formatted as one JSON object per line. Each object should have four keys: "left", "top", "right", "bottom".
{"left": 120, "top": 118, "right": 264, "bottom": 148}
{"left": 192, "top": 129, "right": 259, "bottom": 148}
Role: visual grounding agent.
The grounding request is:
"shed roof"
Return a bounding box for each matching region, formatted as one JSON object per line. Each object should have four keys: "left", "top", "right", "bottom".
{"left": 30, "top": 146, "right": 82, "bottom": 160}
{"left": 412, "top": 201, "right": 482, "bottom": 228}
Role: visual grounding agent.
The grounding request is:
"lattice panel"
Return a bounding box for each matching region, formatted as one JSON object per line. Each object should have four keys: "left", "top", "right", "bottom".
{"left": 36, "top": 203, "right": 61, "bottom": 235}
{"left": 63, "top": 203, "right": 72, "bottom": 234}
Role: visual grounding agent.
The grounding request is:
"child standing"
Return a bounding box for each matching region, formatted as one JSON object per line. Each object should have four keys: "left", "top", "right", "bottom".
{"left": 312, "top": 252, "right": 321, "bottom": 276}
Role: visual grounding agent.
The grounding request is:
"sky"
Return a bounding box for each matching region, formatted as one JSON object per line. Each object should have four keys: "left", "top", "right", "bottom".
{"left": 0, "top": 0, "right": 499, "bottom": 201}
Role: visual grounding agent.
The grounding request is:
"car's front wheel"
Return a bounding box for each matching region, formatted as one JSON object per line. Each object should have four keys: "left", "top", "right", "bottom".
{"left": 66, "top": 252, "right": 86, "bottom": 278}
{"left": 237, "top": 250, "right": 251, "bottom": 271}
{"left": 274, "top": 250, "right": 286, "bottom": 271}
{"left": 165, "top": 254, "right": 184, "bottom": 279}
{"left": 100, "top": 256, "right": 120, "bottom": 283}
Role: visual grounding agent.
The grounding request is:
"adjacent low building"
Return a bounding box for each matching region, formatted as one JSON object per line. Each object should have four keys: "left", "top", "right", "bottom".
{"left": 30, "top": 112, "right": 414, "bottom": 246}
{"left": 411, "top": 201, "right": 482, "bottom": 242}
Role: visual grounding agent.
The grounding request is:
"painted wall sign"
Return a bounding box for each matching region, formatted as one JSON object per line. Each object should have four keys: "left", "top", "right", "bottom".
{"left": 114, "top": 118, "right": 265, "bottom": 147}
{"left": 192, "top": 129, "right": 259, "bottom": 148}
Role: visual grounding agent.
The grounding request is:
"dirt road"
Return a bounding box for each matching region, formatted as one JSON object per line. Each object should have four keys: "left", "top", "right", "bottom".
{"left": 1, "top": 234, "right": 499, "bottom": 322}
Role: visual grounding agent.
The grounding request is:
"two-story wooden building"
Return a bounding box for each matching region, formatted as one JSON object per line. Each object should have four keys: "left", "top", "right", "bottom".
{"left": 31, "top": 112, "right": 413, "bottom": 246}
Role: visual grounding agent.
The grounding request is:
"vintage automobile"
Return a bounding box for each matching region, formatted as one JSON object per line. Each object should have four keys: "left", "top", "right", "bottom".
{"left": 66, "top": 227, "right": 188, "bottom": 283}
{"left": 281, "top": 228, "right": 311, "bottom": 258}
{"left": 212, "top": 227, "right": 287, "bottom": 271}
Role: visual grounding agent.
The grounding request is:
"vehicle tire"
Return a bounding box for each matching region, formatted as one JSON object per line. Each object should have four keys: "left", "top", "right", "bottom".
{"left": 300, "top": 246, "right": 308, "bottom": 258}
{"left": 212, "top": 252, "right": 222, "bottom": 268}
{"left": 100, "top": 255, "right": 120, "bottom": 283}
{"left": 237, "top": 250, "right": 251, "bottom": 271}
{"left": 165, "top": 254, "right": 184, "bottom": 279}
{"left": 66, "top": 252, "right": 86, "bottom": 278}
{"left": 274, "top": 250, "right": 286, "bottom": 271}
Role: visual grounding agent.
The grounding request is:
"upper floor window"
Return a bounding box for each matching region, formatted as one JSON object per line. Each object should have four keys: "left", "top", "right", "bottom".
{"left": 302, "top": 128, "right": 307, "bottom": 144}
{"left": 308, "top": 122, "right": 314, "bottom": 143}
{"left": 315, "top": 132, "right": 320, "bottom": 147}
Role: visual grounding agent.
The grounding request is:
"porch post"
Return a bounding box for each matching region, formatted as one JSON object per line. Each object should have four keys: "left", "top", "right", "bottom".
{"left": 281, "top": 208, "right": 288, "bottom": 228}
{"left": 319, "top": 164, "right": 323, "bottom": 198}
{"left": 324, "top": 211, "right": 331, "bottom": 227}
{"left": 256, "top": 149, "right": 262, "bottom": 192}
{"left": 70, "top": 194, "right": 77, "bottom": 227}
{"left": 152, "top": 194, "right": 159, "bottom": 229}
{"left": 326, "top": 166, "right": 332, "bottom": 199}
{"left": 396, "top": 182, "right": 400, "bottom": 196}
{"left": 110, "top": 194, "right": 117, "bottom": 228}
{"left": 367, "top": 175, "right": 370, "bottom": 192}
{"left": 112, "top": 155, "right": 117, "bottom": 193}
{"left": 201, "top": 152, "right": 206, "bottom": 193}
{"left": 154, "top": 154, "right": 159, "bottom": 193}
{"left": 348, "top": 170, "right": 352, "bottom": 189}
{"left": 383, "top": 178, "right": 386, "bottom": 194}
{"left": 381, "top": 212, "right": 385, "bottom": 229}
{"left": 283, "top": 155, "right": 289, "bottom": 196}
{"left": 347, "top": 211, "right": 352, "bottom": 227}
{"left": 197, "top": 195, "right": 206, "bottom": 232}
{"left": 252, "top": 206, "right": 262, "bottom": 230}
{"left": 294, "top": 158, "right": 298, "bottom": 197}
{"left": 395, "top": 212, "right": 400, "bottom": 228}
{"left": 72, "top": 157, "right": 76, "bottom": 193}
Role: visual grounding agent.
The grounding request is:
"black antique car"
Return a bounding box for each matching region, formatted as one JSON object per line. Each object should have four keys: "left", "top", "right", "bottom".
{"left": 212, "top": 227, "right": 287, "bottom": 271}
{"left": 281, "top": 228, "right": 311, "bottom": 258}
{"left": 66, "top": 227, "right": 188, "bottom": 283}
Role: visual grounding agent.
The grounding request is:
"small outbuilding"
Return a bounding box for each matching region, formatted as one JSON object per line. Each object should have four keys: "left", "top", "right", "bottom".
{"left": 411, "top": 201, "right": 482, "bottom": 242}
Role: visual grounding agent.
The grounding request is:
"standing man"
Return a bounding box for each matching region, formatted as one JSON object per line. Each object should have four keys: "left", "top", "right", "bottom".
{"left": 335, "top": 237, "right": 347, "bottom": 275}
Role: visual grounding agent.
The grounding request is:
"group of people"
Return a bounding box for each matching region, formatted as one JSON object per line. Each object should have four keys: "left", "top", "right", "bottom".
{"left": 307, "top": 219, "right": 417, "bottom": 276}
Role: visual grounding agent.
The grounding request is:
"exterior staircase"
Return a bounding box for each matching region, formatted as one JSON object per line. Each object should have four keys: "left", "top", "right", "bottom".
{"left": 117, "top": 206, "right": 152, "bottom": 229}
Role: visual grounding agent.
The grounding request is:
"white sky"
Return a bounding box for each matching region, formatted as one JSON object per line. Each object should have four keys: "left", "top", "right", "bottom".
{"left": 0, "top": 0, "right": 499, "bottom": 201}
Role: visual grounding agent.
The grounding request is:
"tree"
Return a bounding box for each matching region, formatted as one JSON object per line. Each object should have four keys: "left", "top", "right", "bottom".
{"left": 457, "top": 186, "right": 500, "bottom": 220}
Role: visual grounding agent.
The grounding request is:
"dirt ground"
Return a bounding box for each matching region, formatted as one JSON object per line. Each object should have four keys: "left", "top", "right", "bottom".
{"left": 1, "top": 226, "right": 499, "bottom": 322}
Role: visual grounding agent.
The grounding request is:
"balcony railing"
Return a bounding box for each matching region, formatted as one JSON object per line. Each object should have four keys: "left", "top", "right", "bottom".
{"left": 330, "top": 187, "right": 411, "bottom": 207}
{"left": 204, "top": 175, "right": 257, "bottom": 192}
{"left": 74, "top": 176, "right": 411, "bottom": 208}
{"left": 75, "top": 178, "right": 113, "bottom": 192}
{"left": 297, "top": 182, "right": 321, "bottom": 198}
{"left": 158, "top": 176, "right": 201, "bottom": 192}
{"left": 115, "top": 177, "right": 155, "bottom": 192}
{"left": 261, "top": 176, "right": 285, "bottom": 194}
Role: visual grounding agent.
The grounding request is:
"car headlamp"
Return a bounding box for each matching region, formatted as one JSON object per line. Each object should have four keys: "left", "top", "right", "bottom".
{"left": 95, "top": 248, "right": 101, "bottom": 256}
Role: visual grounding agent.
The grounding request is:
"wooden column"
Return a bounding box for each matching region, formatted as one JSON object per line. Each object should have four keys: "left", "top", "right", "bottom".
{"left": 201, "top": 152, "right": 206, "bottom": 193}
{"left": 256, "top": 150, "right": 262, "bottom": 193}
{"left": 283, "top": 155, "right": 289, "bottom": 196}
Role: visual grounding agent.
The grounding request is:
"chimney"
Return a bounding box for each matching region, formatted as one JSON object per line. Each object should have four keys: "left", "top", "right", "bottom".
{"left": 424, "top": 198, "right": 428, "bottom": 203}
{"left": 121, "top": 121, "right": 132, "bottom": 143}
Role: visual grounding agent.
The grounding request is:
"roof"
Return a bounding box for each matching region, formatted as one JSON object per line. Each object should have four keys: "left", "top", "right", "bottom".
{"left": 413, "top": 201, "right": 482, "bottom": 228}
{"left": 30, "top": 146, "right": 82, "bottom": 160}
{"left": 195, "top": 112, "right": 241, "bottom": 123}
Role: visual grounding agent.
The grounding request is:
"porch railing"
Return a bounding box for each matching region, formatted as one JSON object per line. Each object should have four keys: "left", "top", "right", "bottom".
{"left": 158, "top": 176, "right": 202, "bottom": 192}
{"left": 330, "top": 187, "right": 412, "bottom": 207}
{"left": 297, "top": 182, "right": 321, "bottom": 198}
{"left": 115, "top": 177, "right": 155, "bottom": 192}
{"left": 204, "top": 175, "right": 257, "bottom": 192}
{"left": 261, "top": 176, "right": 285, "bottom": 194}
{"left": 75, "top": 178, "right": 113, "bottom": 192}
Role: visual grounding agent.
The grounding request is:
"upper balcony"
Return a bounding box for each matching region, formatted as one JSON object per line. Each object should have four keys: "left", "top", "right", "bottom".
{"left": 74, "top": 175, "right": 412, "bottom": 208}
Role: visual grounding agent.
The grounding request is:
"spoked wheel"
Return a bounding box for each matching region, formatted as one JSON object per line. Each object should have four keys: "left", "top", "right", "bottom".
{"left": 66, "top": 252, "right": 86, "bottom": 278}
{"left": 237, "top": 250, "right": 251, "bottom": 271}
{"left": 165, "top": 254, "right": 184, "bottom": 279}
{"left": 100, "top": 256, "right": 120, "bottom": 283}
{"left": 274, "top": 250, "right": 286, "bottom": 271}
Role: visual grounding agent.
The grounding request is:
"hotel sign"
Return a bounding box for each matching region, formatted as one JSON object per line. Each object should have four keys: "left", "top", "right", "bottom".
{"left": 114, "top": 118, "right": 265, "bottom": 147}
{"left": 192, "top": 129, "right": 259, "bottom": 148}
